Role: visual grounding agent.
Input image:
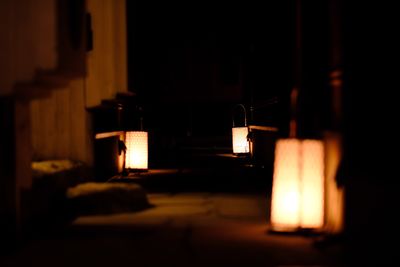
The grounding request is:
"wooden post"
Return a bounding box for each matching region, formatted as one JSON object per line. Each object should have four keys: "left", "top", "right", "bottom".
{"left": 0, "top": 97, "right": 18, "bottom": 249}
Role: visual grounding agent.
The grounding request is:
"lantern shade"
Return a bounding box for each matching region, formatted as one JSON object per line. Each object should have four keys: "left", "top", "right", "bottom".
{"left": 270, "top": 139, "right": 324, "bottom": 231}
{"left": 232, "top": 127, "right": 249, "bottom": 153}
{"left": 125, "top": 131, "right": 148, "bottom": 170}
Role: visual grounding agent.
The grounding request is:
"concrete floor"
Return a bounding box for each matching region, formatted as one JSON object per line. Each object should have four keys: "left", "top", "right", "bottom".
{"left": 1, "top": 193, "right": 344, "bottom": 267}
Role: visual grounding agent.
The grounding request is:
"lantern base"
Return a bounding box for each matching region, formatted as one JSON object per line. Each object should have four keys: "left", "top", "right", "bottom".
{"left": 232, "top": 152, "right": 250, "bottom": 157}
{"left": 128, "top": 169, "right": 148, "bottom": 173}
{"left": 268, "top": 225, "right": 324, "bottom": 236}
{"left": 122, "top": 168, "right": 148, "bottom": 176}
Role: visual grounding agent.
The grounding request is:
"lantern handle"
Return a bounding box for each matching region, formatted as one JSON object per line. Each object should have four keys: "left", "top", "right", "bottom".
{"left": 232, "top": 104, "right": 247, "bottom": 128}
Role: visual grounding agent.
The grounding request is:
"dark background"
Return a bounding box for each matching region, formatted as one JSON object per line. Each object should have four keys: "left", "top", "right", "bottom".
{"left": 126, "top": 2, "right": 399, "bottom": 262}
{"left": 125, "top": 1, "right": 341, "bottom": 140}
{"left": 126, "top": 1, "right": 298, "bottom": 136}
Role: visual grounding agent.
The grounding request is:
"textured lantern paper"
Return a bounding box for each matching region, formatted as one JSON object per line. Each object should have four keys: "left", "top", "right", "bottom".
{"left": 270, "top": 139, "right": 324, "bottom": 231}
{"left": 232, "top": 127, "right": 249, "bottom": 153}
{"left": 125, "top": 131, "right": 148, "bottom": 170}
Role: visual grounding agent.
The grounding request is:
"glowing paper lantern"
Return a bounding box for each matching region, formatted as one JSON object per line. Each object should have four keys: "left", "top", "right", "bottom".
{"left": 125, "top": 131, "right": 148, "bottom": 170}
{"left": 270, "top": 139, "right": 324, "bottom": 231}
{"left": 232, "top": 127, "right": 249, "bottom": 154}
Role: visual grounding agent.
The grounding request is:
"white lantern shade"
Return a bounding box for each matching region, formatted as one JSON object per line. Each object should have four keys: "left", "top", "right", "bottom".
{"left": 125, "top": 131, "right": 148, "bottom": 170}
{"left": 300, "top": 139, "right": 325, "bottom": 229}
{"left": 232, "top": 127, "right": 249, "bottom": 153}
{"left": 270, "top": 138, "right": 324, "bottom": 231}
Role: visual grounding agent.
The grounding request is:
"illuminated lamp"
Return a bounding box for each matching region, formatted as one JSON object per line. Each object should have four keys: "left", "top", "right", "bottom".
{"left": 269, "top": 0, "right": 326, "bottom": 232}
{"left": 125, "top": 131, "right": 148, "bottom": 170}
{"left": 232, "top": 104, "right": 249, "bottom": 154}
{"left": 270, "top": 138, "right": 325, "bottom": 231}
{"left": 232, "top": 127, "right": 249, "bottom": 154}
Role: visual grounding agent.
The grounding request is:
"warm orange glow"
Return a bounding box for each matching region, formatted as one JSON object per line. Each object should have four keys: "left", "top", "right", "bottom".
{"left": 125, "top": 131, "right": 148, "bottom": 170}
{"left": 324, "top": 133, "right": 344, "bottom": 234}
{"left": 300, "top": 140, "right": 324, "bottom": 228}
{"left": 270, "top": 139, "right": 301, "bottom": 230}
{"left": 232, "top": 127, "right": 249, "bottom": 153}
{"left": 270, "top": 139, "right": 325, "bottom": 231}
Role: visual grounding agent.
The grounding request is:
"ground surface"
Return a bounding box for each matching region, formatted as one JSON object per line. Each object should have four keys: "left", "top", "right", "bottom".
{"left": 1, "top": 192, "right": 344, "bottom": 267}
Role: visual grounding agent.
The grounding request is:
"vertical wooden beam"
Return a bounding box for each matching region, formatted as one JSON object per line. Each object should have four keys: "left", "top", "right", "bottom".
{"left": 85, "top": 0, "right": 127, "bottom": 107}
{"left": 113, "top": 0, "right": 127, "bottom": 94}
{"left": 324, "top": 0, "right": 344, "bottom": 235}
{"left": 15, "top": 100, "right": 33, "bottom": 190}
{"left": 0, "top": 96, "right": 32, "bottom": 247}
{"left": 0, "top": 97, "right": 18, "bottom": 248}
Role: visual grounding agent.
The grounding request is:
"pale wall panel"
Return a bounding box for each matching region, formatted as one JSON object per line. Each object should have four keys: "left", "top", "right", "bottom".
{"left": 85, "top": 0, "right": 127, "bottom": 107}
{"left": 113, "top": 0, "right": 128, "bottom": 93}
{"left": 30, "top": 0, "right": 127, "bottom": 165}
{"left": 0, "top": 0, "right": 57, "bottom": 95}
{"left": 69, "top": 79, "right": 93, "bottom": 164}
{"left": 54, "top": 88, "right": 71, "bottom": 158}
{"left": 31, "top": 89, "right": 61, "bottom": 160}
{"left": 30, "top": 80, "right": 92, "bottom": 164}
{"left": 0, "top": 0, "right": 15, "bottom": 93}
